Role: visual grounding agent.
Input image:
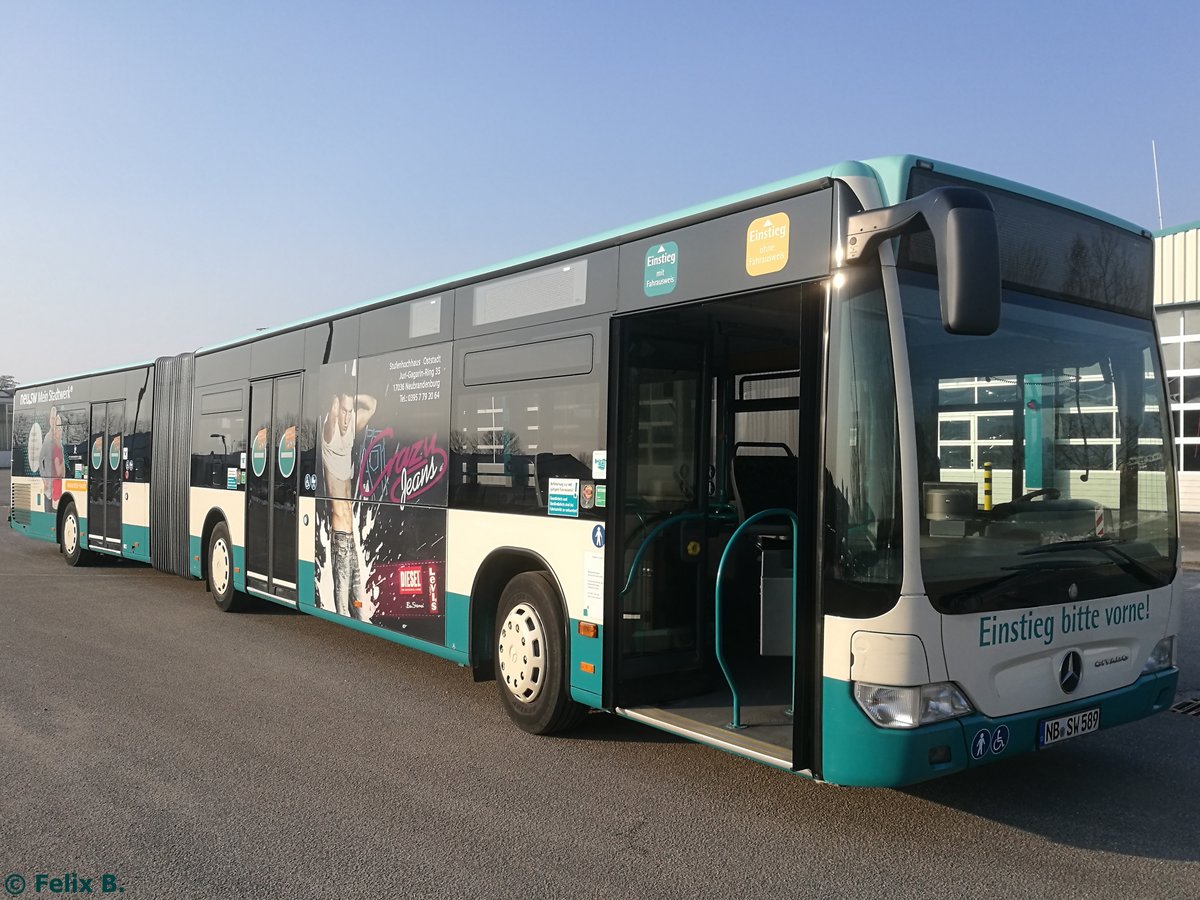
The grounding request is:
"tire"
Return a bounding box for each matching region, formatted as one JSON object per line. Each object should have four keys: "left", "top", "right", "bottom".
{"left": 60, "top": 501, "right": 88, "bottom": 567}
{"left": 494, "top": 571, "right": 586, "bottom": 735}
{"left": 207, "top": 522, "right": 247, "bottom": 612}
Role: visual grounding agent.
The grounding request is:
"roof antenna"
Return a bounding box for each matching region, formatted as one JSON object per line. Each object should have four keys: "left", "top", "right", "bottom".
{"left": 1152, "top": 140, "right": 1164, "bottom": 230}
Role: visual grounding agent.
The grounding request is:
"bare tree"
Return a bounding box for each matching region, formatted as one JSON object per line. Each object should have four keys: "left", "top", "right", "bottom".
{"left": 1062, "top": 230, "right": 1142, "bottom": 313}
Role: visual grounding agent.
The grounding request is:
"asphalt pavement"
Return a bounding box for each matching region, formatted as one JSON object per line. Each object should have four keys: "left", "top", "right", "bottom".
{"left": 1, "top": 469, "right": 1198, "bottom": 899}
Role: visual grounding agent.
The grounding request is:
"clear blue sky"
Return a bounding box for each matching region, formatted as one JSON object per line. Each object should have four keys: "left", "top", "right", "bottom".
{"left": 3, "top": 1, "right": 1198, "bottom": 384}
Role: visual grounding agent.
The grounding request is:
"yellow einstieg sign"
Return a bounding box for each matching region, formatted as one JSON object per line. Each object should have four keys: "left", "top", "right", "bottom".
{"left": 745, "top": 212, "right": 790, "bottom": 276}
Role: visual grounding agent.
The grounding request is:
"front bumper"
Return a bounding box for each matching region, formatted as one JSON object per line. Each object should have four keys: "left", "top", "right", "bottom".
{"left": 820, "top": 669, "right": 1179, "bottom": 787}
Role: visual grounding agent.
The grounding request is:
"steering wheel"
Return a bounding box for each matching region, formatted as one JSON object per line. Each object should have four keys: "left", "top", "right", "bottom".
{"left": 1015, "top": 487, "right": 1060, "bottom": 503}
{"left": 991, "top": 486, "right": 1061, "bottom": 521}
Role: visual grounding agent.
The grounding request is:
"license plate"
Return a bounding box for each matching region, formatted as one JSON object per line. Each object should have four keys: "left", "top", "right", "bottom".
{"left": 1038, "top": 707, "right": 1100, "bottom": 748}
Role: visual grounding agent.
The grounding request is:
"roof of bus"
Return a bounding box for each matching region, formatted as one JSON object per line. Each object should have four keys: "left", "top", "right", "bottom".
{"left": 19, "top": 154, "right": 1153, "bottom": 390}
{"left": 194, "top": 154, "right": 1149, "bottom": 355}
{"left": 863, "top": 156, "right": 1148, "bottom": 234}
{"left": 192, "top": 158, "right": 848, "bottom": 355}
{"left": 16, "top": 360, "right": 156, "bottom": 394}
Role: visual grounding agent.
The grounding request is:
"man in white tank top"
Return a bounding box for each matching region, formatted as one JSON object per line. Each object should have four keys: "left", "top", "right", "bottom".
{"left": 320, "top": 390, "right": 377, "bottom": 618}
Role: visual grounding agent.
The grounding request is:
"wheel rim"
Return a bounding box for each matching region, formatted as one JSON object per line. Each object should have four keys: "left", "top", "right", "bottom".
{"left": 211, "top": 537, "right": 231, "bottom": 596}
{"left": 497, "top": 602, "right": 546, "bottom": 703}
{"left": 63, "top": 514, "right": 78, "bottom": 555}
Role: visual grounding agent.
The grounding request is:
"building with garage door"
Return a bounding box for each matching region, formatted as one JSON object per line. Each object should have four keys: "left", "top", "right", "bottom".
{"left": 1155, "top": 220, "right": 1200, "bottom": 510}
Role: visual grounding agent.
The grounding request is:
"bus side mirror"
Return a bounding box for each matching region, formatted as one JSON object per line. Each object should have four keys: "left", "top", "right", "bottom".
{"left": 844, "top": 186, "right": 1001, "bottom": 336}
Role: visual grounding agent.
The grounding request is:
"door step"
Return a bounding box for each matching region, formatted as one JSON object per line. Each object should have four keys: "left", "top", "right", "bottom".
{"left": 617, "top": 706, "right": 796, "bottom": 771}
{"left": 246, "top": 585, "right": 298, "bottom": 607}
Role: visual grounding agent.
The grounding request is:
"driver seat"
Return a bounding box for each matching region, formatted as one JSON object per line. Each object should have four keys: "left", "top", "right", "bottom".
{"left": 732, "top": 442, "right": 797, "bottom": 520}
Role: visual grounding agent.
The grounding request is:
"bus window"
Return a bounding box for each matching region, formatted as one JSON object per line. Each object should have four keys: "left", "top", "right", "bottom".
{"left": 822, "top": 276, "right": 903, "bottom": 617}
{"left": 451, "top": 379, "right": 603, "bottom": 516}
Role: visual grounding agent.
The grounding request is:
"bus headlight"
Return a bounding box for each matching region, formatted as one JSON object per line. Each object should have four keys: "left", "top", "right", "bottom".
{"left": 853, "top": 681, "right": 973, "bottom": 729}
{"left": 1141, "top": 636, "right": 1176, "bottom": 674}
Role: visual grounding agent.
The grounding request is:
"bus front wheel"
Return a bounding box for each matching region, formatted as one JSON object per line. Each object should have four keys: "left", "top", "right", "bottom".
{"left": 208, "top": 523, "right": 247, "bottom": 612}
{"left": 494, "top": 572, "right": 585, "bottom": 735}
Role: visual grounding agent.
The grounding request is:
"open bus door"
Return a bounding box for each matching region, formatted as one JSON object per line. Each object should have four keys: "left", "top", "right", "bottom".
{"left": 609, "top": 283, "right": 824, "bottom": 773}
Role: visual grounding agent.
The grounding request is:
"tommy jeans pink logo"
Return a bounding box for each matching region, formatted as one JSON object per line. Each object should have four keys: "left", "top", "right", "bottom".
{"left": 357, "top": 431, "right": 447, "bottom": 506}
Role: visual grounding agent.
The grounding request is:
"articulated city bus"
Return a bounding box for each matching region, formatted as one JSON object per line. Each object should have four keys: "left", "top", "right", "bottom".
{"left": 8, "top": 155, "right": 1181, "bottom": 786}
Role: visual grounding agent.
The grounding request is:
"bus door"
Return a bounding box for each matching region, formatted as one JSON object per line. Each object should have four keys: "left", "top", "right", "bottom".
{"left": 87, "top": 400, "right": 124, "bottom": 554}
{"left": 245, "top": 374, "right": 302, "bottom": 603}
{"left": 610, "top": 284, "right": 823, "bottom": 771}
{"left": 611, "top": 325, "right": 712, "bottom": 700}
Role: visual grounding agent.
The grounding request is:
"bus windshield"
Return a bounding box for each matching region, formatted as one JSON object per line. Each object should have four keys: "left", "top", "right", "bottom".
{"left": 900, "top": 269, "right": 1177, "bottom": 615}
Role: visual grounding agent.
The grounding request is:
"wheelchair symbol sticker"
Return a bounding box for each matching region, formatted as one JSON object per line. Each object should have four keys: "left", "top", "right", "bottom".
{"left": 991, "top": 724, "right": 1010, "bottom": 754}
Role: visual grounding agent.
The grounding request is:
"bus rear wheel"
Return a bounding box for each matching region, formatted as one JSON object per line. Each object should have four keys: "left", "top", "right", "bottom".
{"left": 60, "top": 501, "right": 88, "bottom": 567}
{"left": 494, "top": 571, "right": 585, "bottom": 735}
{"left": 208, "top": 522, "right": 247, "bottom": 612}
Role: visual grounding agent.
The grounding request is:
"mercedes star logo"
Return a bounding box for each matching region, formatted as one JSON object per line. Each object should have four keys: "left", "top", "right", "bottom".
{"left": 1059, "top": 650, "right": 1083, "bottom": 693}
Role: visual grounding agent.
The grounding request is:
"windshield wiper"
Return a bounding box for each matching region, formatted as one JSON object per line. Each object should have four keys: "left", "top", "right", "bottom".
{"left": 941, "top": 559, "right": 1093, "bottom": 613}
{"left": 1019, "top": 537, "right": 1163, "bottom": 586}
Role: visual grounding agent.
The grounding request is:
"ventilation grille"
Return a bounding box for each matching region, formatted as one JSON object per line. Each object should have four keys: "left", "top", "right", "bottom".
{"left": 1171, "top": 698, "right": 1200, "bottom": 718}
{"left": 12, "top": 482, "right": 31, "bottom": 526}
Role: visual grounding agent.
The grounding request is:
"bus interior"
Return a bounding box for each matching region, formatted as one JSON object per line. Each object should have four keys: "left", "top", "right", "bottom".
{"left": 612, "top": 282, "right": 822, "bottom": 768}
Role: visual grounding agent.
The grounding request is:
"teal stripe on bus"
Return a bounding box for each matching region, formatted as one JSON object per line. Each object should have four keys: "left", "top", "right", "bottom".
{"left": 298, "top": 559, "right": 315, "bottom": 606}
{"left": 233, "top": 544, "right": 245, "bottom": 592}
{"left": 305, "top": 604, "right": 469, "bottom": 665}
{"left": 186, "top": 535, "right": 245, "bottom": 586}
{"left": 188, "top": 535, "right": 202, "bottom": 578}
{"left": 821, "top": 677, "right": 966, "bottom": 788}
{"left": 123, "top": 523, "right": 151, "bottom": 563}
{"left": 569, "top": 619, "right": 602, "bottom": 708}
{"left": 955, "top": 669, "right": 1178, "bottom": 772}
{"left": 446, "top": 591, "right": 469, "bottom": 657}
{"left": 16, "top": 509, "right": 58, "bottom": 544}
{"left": 820, "top": 669, "right": 1180, "bottom": 787}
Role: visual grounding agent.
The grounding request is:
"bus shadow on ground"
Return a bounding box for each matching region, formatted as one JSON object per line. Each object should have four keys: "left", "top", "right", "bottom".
{"left": 905, "top": 713, "right": 1199, "bottom": 862}
{"left": 239, "top": 596, "right": 304, "bottom": 616}
{"left": 79, "top": 553, "right": 141, "bottom": 568}
{"left": 566, "top": 710, "right": 687, "bottom": 745}
{"left": 84, "top": 554, "right": 299, "bottom": 615}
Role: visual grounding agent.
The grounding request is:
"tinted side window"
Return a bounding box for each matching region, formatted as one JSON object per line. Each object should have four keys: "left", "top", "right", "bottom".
{"left": 60, "top": 406, "right": 90, "bottom": 479}
{"left": 451, "top": 328, "right": 605, "bottom": 518}
{"left": 125, "top": 368, "right": 154, "bottom": 483}
{"left": 190, "top": 383, "right": 246, "bottom": 489}
{"left": 11, "top": 406, "right": 33, "bottom": 474}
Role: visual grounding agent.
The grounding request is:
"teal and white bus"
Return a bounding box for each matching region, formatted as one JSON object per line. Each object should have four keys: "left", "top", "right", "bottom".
{"left": 8, "top": 155, "right": 1182, "bottom": 786}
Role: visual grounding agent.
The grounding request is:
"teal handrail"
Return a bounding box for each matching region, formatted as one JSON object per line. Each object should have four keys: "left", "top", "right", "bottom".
{"left": 618, "top": 505, "right": 738, "bottom": 597}
{"left": 714, "top": 508, "right": 799, "bottom": 730}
